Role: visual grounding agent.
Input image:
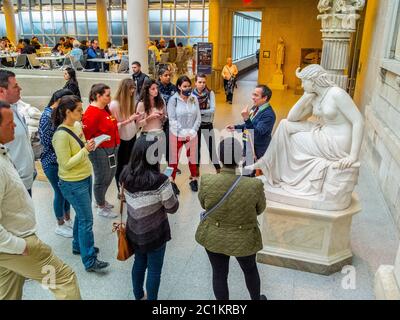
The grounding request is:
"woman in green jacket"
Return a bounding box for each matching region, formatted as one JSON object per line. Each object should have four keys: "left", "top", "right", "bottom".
{"left": 195, "top": 137, "right": 267, "bottom": 300}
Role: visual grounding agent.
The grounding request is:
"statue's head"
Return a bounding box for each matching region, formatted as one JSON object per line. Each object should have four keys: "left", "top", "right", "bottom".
{"left": 296, "top": 64, "right": 336, "bottom": 93}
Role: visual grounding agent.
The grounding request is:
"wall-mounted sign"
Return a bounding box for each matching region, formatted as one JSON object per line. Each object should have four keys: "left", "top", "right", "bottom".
{"left": 197, "top": 42, "right": 213, "bottom": 75}
{"left": 263, "top": 50, "right": 270, "bottom": 58}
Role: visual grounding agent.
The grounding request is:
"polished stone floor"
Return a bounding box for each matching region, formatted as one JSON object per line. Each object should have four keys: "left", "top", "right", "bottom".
{"left": 22, "top": 69, "right": 399, "bottom": 300}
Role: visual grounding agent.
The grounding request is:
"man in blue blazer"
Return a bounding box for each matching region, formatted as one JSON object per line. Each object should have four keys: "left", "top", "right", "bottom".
{"left": 226, "top": 84, "right": 276, "bottom": 176}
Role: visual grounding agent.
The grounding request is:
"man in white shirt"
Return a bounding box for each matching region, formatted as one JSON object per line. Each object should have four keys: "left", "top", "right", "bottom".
{"left": 0, "top": 70, "right": 35, "bottom": 195}
{"left": 0, "top": 101, "right": 81, "bottom": 300}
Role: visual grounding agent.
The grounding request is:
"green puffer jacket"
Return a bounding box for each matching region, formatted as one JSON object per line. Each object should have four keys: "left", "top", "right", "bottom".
{"left": 195, "top": 167, "right": 266, "bottom": 257}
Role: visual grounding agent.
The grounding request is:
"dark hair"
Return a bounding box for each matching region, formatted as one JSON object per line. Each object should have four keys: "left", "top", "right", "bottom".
{"left": 106, "top": 41, "right": 112, "bottom": 49}
{"left": 219, "top": 137, "right": 242, "bottom": 168}
{"left": 119, "top": 135, "right": 161, "bottom": 190}
{"left": 81, "top": 40, "right": 88, "bottom": 46}
{"left": 177, "top": 42, "right": 183, "bottom": 47}
{"left": 47, "top": 88, "right": 74, "bottom": 108}
{"left": 176, "top": 75, "right": 192, "bottom": 93}
{"left": 65, "top": 67, "right": 78, "bottom": 85}
{"left": 89, "top": 83, "right": 110, "bottom": 103}
{"left": 0, "top": 100, "right": 11, "bottom": 125}
{"left": 51, "top": 95, "right": 82, "bottom": 128}
{"left": 158, "top": 67, "right": 169, "bottom": 79}
{"left": 23, "top": 39, "right": 30, "bottom": 46}
{"left": 168, "top": 39, "right": 176, "bottom": 48}
{"left": 256, "top": 84, "right": 272, "bottom": 102}
{"left": 132, "top": 61, "right": 141, "bottom": 67}
{"left": 122, "top": 37, "right": 128, "bottom": 45}
{"left": 195, "top": 73, "right": 207, "bottom": 82}
{"left": 140, "top": 79, "right": 164, "bottom": 114}
{"left": 0, "top": 70, "right": 16, "bottom": 89}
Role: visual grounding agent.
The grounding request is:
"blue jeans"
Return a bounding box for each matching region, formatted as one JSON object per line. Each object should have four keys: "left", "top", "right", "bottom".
{"left": 43, "top": 163, "right": 70, "bottom": 221}
{"left": 132, "top": 244, "right": 166, "bottom": 300}
{"left": 59, "top": 176, "right": 97, "bottom": 269}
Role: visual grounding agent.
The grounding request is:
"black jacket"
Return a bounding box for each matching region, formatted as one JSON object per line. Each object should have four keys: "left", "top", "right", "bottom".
{"left": 132, "top": 71, "right": 150, "bottom": 97}
{"left": 64, "top": 81, "right": 81, "bottom": 99}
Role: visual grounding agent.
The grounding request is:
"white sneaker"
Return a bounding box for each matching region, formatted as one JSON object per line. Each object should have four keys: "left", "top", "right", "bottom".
{"left": 97, "top": 207, "right": 118, "bottom": 218}
{"left": 95, "top": 201, "right": 114, "bottom": 209}
{"left": 64, "top": 219, "right": 74, "bottom": 229}
{"left": 55, "top": 224, "right": 73, "bottom": 238}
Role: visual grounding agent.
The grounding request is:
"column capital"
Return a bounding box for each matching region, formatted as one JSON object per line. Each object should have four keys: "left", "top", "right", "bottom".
{"left": 317, "top": 0, "right": 365, "bottom": 35}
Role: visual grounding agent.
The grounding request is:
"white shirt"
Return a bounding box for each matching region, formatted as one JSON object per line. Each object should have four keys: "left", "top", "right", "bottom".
{"left": 0, "top": 144, "right": 36, "bottom": 254}
{"left": 5, "top": 102, "right": 35, "bottom": 190}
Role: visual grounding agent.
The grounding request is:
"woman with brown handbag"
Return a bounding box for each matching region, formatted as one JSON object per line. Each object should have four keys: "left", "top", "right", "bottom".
{"left": 119, "top": 135, "right": 179, "bottom": 300}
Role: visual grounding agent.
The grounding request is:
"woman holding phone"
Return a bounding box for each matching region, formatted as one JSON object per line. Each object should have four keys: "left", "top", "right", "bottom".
{"left": 52, "top": 95, "right": 109, "bottom": 272}
{"left": 82, "top": 83, "right": 120, "bottom": 218}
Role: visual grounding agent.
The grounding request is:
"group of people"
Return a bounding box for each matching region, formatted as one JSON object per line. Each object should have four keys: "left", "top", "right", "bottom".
{"left": 0, "top": 57, "right": 280, "bottom": 301}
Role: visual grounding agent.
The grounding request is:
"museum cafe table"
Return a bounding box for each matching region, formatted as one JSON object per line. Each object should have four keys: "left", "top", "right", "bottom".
{"left": 87, "top": 56, "right": 121, "bottom": 72}
{"left": 35, "top": 55, "right": 69, "bottom": 69}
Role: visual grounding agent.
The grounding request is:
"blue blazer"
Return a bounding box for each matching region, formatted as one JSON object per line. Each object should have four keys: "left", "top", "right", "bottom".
{"left": 235, "top": 105, "right": 276, "bottom": 159}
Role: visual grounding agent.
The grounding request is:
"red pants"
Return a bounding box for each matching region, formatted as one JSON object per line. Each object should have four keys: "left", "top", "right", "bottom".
{"left": 169, "top": 135, "right": 198, "bottom": 180}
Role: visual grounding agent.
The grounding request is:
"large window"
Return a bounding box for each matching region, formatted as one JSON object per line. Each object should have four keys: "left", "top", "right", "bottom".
{"left": 232, "top": 12, "right": 261, "bottom": 62}
{"left": 5, "top": 0, "right": 208, "bottom": 47}
{"left": 148, "top": 0, "right": 209, "bottom": 46}
{"left": 0, "top": 13, "right": 6, "bottom": 38}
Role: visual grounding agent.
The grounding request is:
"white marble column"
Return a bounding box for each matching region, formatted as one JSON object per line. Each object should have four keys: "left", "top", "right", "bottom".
{"left": 317, "top": 0, "right": 365, "bottom": 89}
{"left": 126, "top": 0, "right": 149, "bottom": 74}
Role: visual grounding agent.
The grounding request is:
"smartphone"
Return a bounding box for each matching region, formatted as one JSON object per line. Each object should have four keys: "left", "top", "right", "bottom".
{"left": 163, "top": 166, "right": 174, "bottom": 177}
{"left": 108, "top": 154, "right": 117, "bottom": 169}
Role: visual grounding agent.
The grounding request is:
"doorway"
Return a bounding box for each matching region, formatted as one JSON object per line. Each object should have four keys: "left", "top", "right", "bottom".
{"left": 232, "top": 11, "right": 262, "bottom": 81}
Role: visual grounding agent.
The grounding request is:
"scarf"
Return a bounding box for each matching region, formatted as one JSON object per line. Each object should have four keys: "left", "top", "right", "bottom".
{"left": 192, "top": 87, "right": 210, "bottom": 110}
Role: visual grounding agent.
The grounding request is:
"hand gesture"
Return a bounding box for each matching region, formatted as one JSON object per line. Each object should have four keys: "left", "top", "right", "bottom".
{"left": 241, "top": 105, "right": 250, "bottom": 121}
{"left": 226, "top": 125, "right": 235, "bottom": 132}
{"left": 85, "top": 139, "right": 96, "bottom": 152}
{"left": 147, "top": 113, "right": 161, "bottom": 121}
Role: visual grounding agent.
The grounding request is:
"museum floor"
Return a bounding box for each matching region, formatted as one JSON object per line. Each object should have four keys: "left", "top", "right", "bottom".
{"left": 23, "top": 70, "right": 399, "bottom": 300}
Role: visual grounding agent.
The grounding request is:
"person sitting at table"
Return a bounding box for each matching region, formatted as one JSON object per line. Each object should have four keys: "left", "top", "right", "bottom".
{"left": 16, "top": 39, "right": 24, "bottom": 53}
{"left": 21, "top": 39, "right": 36, "bottom": 55}
{"left": 31, "top": 37, "right": 41, "bottom": 51}
{"left": 0, "top": 39, "right": 14, "bottom": 67}
{"left": 86, "top": 39, "right": 103, "bottom": 72}
{"left": 79, "top": 40, "right": 89, "bottom": 54}
{"left": 69, "top": 40, "right": 84, "bottom": 66}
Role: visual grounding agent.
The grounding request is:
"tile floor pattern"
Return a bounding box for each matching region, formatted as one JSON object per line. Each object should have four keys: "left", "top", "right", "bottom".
{"left": 22, "top": 70, "right": 399, "bottom": 300}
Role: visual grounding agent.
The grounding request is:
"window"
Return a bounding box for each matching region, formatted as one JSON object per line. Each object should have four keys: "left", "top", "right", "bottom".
{"left": 0, "top": 13, "right": 6, "bottom": 38}
{"left": 149, "top": 0, "right": 209, "bottom": 45}
{"left": 10, "top": 0, "right": 208, "bottom": 47}
{"left": 232, "top": 12, "right": 261, "bottom": 62}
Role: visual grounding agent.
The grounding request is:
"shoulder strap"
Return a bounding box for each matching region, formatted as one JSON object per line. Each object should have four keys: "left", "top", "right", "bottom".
{"left": 200, "top": 175, "right": 242, "bottom": 221}
{"left": 57, "top": 126, "right": 85, "bottom": 149}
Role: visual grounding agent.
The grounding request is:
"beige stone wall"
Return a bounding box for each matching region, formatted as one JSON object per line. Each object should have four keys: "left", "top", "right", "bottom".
{"left": 217, "top": 0, "right": 322, "bottom": 89}
{"left": 354, "top": 0, "right": 400, "bottom": 233}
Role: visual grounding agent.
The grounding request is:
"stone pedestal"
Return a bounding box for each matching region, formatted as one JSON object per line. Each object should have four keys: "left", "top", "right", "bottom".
{"left": 268, "top": 72, "right": 288, "bottom": 90}
{"left": 257, "top": 194, "right": 361, "bottom": 275}
{"left": 374, "top": 246, "right": 400, "bottom": 300}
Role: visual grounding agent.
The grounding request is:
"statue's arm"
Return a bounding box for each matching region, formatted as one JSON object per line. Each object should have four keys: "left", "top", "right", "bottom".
{"left": 287, "top": 93, "right": 314, "bottom": 122}
{"left": 334, "top": 88, "right": 364, "bottom": 162}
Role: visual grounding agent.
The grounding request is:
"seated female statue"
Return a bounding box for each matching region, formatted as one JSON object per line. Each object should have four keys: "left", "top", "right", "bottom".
{"left": 248, "top": 64, "right": 364, "bottom": 210}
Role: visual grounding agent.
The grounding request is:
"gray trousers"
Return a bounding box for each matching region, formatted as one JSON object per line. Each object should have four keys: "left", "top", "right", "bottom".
{"left": 89, "top": 146, "right": 119, "bottom": 206}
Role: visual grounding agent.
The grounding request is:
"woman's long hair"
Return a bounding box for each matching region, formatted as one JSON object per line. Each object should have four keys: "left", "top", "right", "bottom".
{"left": 65, "top": 67, "right": 78, "bottom": 86}
{"left": 51, "top": 95, "right": 82, "bottom": 128}
{"left": 119, "top": 135, "right": 160, "bottom": 190}
{"left": 113, "top": 78, "right": 136, "bottom": 119}
{"left": 140, "top": 79, "right": 164, "bottom": 115}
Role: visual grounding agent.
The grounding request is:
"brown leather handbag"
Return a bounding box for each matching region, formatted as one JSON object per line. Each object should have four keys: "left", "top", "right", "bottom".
{"left": 112, "top": 184, "right": 134, "bottom": 261}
